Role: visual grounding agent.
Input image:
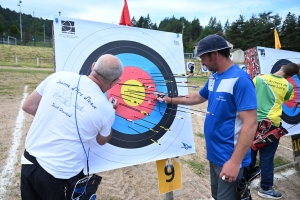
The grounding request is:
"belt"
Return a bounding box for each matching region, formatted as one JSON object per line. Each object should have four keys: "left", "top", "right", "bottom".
{"left": 24, "top": 149, "right": 41, "bottom": 168}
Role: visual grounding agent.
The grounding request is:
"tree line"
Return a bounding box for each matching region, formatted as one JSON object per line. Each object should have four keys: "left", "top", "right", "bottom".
{"left": 0, "top": 5, "right": 52, "bottom": 46}
{"left": 1, "top": 5, "right": 300, "bottom": 52}
{"left": 132, "top": 12, "right": 300, "bottom": 53}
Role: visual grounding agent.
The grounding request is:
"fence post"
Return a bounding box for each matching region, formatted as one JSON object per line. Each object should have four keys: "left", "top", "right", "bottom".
{"left": 165, "top": 191, "right": 174, "bottom": 200}
{"left": 37, "top": 57, "right": 39, "bottom": 66}
{"left": 15, "top": 56, "right": 18, "bottom": 65}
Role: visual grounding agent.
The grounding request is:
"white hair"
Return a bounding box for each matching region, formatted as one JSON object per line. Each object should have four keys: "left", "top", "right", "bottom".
{"left": 94, "top": 54, "right": 123, "bottom": 82}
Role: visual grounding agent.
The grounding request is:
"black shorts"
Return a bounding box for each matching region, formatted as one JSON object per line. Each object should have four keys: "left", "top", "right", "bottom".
{"left": 21, "top": 164, "right": 84, "bottom": 200}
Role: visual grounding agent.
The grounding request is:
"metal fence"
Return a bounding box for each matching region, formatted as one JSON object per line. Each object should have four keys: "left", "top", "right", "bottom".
{"left": 0, "top": 56, "right": 54, "bottom": 68}
{"left": 184, "top": 53, "right": 194, "bottom": 59}
{"left": 0, "top": 35, "right": 53, "bottom": 47}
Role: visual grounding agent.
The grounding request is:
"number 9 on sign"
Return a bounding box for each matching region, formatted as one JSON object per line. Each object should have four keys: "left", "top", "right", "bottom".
{"left": 165, "top": 164, "right": 175, "bottom": 182}
{"left": 156, "top": 158, "right": 182, "bottom": 194}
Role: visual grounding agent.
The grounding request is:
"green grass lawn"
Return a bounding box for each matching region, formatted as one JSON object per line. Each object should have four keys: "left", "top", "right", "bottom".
{"left": 0, "top": 44, "right": 53, "bottom": 68}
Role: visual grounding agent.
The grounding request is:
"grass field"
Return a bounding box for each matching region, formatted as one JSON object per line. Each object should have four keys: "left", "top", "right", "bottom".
{"left": 0, "top": 44, "right": 53, "bottom": 68}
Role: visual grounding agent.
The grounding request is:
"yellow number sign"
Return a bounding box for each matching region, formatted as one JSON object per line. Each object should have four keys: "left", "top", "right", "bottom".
{"left": 292, "top": 134, "right": 300, "bottom": 158}
{"left": 156, "top": 158, "right": 182, "bottom": 194}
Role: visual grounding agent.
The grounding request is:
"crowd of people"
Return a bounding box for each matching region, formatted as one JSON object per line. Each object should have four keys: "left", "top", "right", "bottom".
{"left": 21, "top": 34, "right": 300, "bottom": 200}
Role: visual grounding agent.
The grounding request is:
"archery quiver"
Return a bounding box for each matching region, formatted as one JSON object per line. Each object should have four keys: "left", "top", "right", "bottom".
{"left": 251, "top": 119, "right": 288, "bottom": 151}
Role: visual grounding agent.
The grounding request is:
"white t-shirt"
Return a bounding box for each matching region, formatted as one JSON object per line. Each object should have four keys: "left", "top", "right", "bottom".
{"left": 23, "top": 71, "right": 115, "bottom": 179}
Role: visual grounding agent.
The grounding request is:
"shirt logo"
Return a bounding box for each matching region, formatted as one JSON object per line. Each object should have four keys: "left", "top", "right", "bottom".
{"left": 216, "top": 96, "right": 226, "bottom": 102}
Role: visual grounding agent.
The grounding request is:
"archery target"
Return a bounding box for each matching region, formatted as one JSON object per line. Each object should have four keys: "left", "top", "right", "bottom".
{"left": 201, "top": 64, "right": 209, "bottom": 73}
{"left": 53, "top": 17, "right": 195, "bottom": 173}
{"left": 80, "top": 41, "right": 178, "bottom": 148}
{"left": 257, "top": 46, "right": 300, "bottom": 135}
{"left": 186, "top": 62, "right": 194, "bottom": 71}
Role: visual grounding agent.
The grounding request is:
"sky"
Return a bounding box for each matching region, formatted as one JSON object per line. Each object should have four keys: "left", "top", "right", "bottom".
{"left": 1, "top": 0, "right": 300, "bottom": 27}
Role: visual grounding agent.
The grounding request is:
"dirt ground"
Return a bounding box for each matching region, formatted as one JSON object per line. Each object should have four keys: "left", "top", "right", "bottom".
{"left": 0, "top": 67, "right": 299, "bottom": 200}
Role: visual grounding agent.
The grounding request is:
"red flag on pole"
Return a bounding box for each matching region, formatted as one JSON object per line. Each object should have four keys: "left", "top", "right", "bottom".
{"left": 119, "top": 0, "right": 132, "bottom": 26}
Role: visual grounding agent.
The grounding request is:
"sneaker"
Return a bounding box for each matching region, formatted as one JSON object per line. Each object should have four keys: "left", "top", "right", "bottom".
{"left": 258, "top": 187, "right": 282, "bottom": 199}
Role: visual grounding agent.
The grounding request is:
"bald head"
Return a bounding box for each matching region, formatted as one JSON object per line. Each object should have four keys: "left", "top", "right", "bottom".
{"left": 93, "top": 54, "right": 123, "bottom": 82}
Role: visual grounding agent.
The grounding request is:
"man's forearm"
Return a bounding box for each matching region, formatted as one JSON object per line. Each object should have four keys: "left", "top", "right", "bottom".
{"left": 165, "top": 93, "right": 207, "bottom": 105}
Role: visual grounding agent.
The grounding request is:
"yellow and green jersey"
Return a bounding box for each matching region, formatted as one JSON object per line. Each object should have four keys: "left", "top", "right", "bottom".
{"left": 254, "top": 74, "right": 294, "bottom": 127}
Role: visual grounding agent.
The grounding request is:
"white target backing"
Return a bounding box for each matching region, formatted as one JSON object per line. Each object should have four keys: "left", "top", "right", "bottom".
{"left": 53, "top": 17, "right": 196, "bottom": 173}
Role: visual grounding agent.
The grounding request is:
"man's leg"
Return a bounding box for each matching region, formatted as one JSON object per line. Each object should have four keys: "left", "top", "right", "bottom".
{"left": 259, "top": 138, "right": 280, "bottom": 190}
{"left": 210, "top": 162, "right": 244, "bottom": 200}
{"left": 21, "top": 164, "right": 43, "bottom": 200}
{"left": 21, "top": 164, "right": 68, "bottom": 200}
{"left": 210, "top": 162, "right": 218, "bottom": 200}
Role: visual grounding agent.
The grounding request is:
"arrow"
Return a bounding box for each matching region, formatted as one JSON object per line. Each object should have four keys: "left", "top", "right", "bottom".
{"left": 119, "top": 103, "right": 149, "bottom": 116}
{"left": 116, "top": 114, "right": 158, "bottom": 132}
{"left": 151, "top": 139, "right": 161, "bottom": 145}
{"left": 137, "top": 104, "right": 183, "bottom": 119}
{"left": 118, "top": 83, "right": 144, "bottom": 87}
{"left": 133, "top": 116, "right": 171, "bottom": 131}
{"left": 128, "top": 126, "right": 141, "bottom": 134}
{"left": 149, "top": 102, "right": 207, "bottom": 115}
{"left": 154, "top": 84, "right": 199, "bottom": 88}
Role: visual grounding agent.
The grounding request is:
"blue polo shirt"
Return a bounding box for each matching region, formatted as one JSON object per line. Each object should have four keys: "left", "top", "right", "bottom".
{"left": 200, "top": 65, "right": 257, "bottom": 167}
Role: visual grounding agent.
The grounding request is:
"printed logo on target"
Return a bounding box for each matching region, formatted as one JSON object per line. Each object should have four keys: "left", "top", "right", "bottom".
{"left": 61, "top": 21, "right": 75, "bottom": 35}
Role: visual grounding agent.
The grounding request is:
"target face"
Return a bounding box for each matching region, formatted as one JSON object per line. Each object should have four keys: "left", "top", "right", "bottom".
{"left": 257, "top": 46, "right": 300, "bottom": 135}
{"left": 186, "top": 62, "right": 194, "bottom": 71}
{"left": 80, "top": 41, "right": 178, "bottom": 148}
{"left": 53, "top": 17, "right": 195, "bottom": 173}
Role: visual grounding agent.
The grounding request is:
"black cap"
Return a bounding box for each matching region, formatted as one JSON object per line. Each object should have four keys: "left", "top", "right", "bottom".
{"left": 196, "top": 34, "right": 231, "bottom": 57}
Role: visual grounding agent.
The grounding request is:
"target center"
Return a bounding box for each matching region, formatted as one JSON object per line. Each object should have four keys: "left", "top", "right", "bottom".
{"left": 121, "top": 80, "right": 145, "bottom": 106}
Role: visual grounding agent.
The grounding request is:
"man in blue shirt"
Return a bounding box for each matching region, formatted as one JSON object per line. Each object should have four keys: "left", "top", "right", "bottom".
{"left": 161, "top": 34, "right": 258, "bottom": 200}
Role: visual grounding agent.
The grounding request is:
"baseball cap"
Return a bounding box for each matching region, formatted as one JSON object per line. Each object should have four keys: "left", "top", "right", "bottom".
{"left": 196, "top": 34, "right": 231, "bottom": 57}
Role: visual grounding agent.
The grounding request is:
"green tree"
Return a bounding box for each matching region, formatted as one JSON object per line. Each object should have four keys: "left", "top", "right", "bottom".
{"left": 281, "top": 12, "right": 297, "bottom": 51}
{"left": 295, "top": 15, "right": 300, "bottom": 52}
{"left": 152, "top": 23, "right": 158, "bottom": 30}
{"left": 143, "top": 14, "right": 152, "bottom": 29}
{"left": 190, "top": 18, "right": 202, "bottom": 41}
{"left": 226, "top": 15, "right": 245, "bottom": 49}
{"left": 9, "top": 24, "right": 20, "bottom": 35}
{"left": 0, "top": 22, "right": 4, "bottom": 33}
{"left": 136, "top": 16, "right": 144, "bottom": 28}
{"left": 255, "top": 12, "right": 277, "bottom": 48}
{"left": 224, "top": 19, "right": 230, "bottom": 32}
{"left": 131, "top": 16, "right": 136, "bottom": 26}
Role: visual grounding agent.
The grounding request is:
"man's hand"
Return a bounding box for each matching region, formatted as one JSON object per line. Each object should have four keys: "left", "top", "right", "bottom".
{"left": 156, "top": 93, "right": 171, "bottom": 104}
{"left": 219, "top": 159, "right": 240, "bottom": 182}
{"left": 109, "top": 97, "right": 117, "bottom": 109}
